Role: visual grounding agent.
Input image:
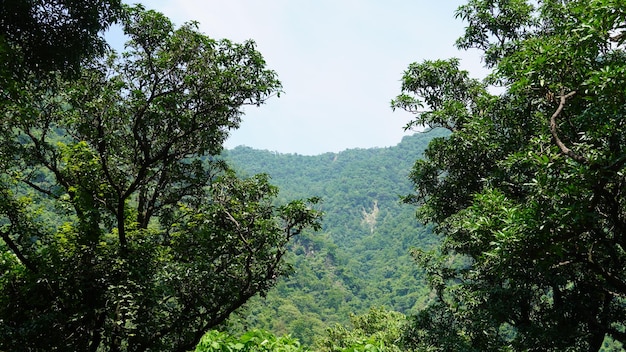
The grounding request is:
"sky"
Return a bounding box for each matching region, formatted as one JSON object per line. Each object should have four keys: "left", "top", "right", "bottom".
{"left": 114, "top": 1, "right": 487, "bottom": 155}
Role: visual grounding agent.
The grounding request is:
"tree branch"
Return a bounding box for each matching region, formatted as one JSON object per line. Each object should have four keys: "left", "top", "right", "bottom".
{"left": 549, "top": 90, "right": 587, "bottom": 163}
{"left": 583, "top": 254, "right": 626, "bottom": 296}
{"left": 21, "top": 178, "right": 58, "bottom": 199}
{"left": 0, "top": 229, "right": 37, "bottom": 273}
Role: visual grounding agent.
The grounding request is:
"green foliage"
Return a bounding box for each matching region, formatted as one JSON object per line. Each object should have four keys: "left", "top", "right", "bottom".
{"left": 315, "top": 307, "right": 407, "bottom": 352}
{"left": 195, "top": 329, "right": 306, "bottom": 352}
{"left": 0, "top": 5, "right": 320, "bottom": 351}
{"left": 600, "top": 335, "right": 625, "bottom": 352}
{"left": 222, "top": 132, "right": 443, "bottom": 345}
{"left": 395, "top": 0, "right": 626, "bottom": 351}
{"left": 0, "top": 0, "right": 122, "bottom": 77}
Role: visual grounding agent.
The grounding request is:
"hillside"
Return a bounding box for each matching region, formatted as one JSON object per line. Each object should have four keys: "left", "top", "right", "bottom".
{"left": 222, "top": 130, "right": 447, "bottom": 345}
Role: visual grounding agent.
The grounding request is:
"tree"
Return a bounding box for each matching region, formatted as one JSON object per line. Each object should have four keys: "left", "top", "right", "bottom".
{"left": 393, "top": 0, "right": 626, "bottom": 351}
{"left": 0, "top": 0, "right": 122, "bottom": 77}
{"left": 0, "top": 6, "right": 321, "bottom": 351}
{"left": 194, "top": 329, "right": 307, "bottom": 352}
{"left": 316, "top": 307, "right": 407, "bottom": 351}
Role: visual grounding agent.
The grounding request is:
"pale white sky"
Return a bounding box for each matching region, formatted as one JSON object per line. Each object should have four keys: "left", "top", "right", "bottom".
{"left": 117, "top": 1, "right": 486, "bottom": 155}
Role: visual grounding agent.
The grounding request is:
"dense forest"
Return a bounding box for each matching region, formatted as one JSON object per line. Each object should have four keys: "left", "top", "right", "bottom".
{"left": 221, "top": 130, "right": 447, "bottom": 345}
{"left": 2, "top": 0, "right": 626, "bottom": 351}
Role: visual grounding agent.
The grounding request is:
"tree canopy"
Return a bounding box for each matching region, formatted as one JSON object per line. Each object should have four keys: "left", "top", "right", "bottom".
{"left": 0, "top": 0, "right": 124, "bottom": 133}
{"left": 316, "top": 306, "right": 407, "bottom": 352}
{"left": 0, "top": 5, "right": 320, "bottom": 351}
{"left": 0, "top": 0, "right": 122, "bottom": 77}
{"left": 393, "top": 0, "right": 626, "bottom": 350}
{"left": 221, "top": 133, "right": 440, "bottom": 346}
{"left": 194, "top": 329, "right": 306, "bottom": 352}
{"left": 5, "top": 0, "right": 626, "bottom": 350}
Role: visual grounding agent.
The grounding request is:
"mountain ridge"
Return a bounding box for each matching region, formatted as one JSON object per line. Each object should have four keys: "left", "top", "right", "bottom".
{"left": 221, "top": 130, "right": 447, "bottom": 345}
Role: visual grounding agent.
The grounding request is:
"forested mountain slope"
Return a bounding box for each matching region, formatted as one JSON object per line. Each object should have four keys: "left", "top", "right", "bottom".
{"left": 222, "top": 130, "right": 447, "bottom": 345}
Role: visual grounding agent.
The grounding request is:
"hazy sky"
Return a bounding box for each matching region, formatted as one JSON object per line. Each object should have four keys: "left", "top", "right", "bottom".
{"left": 117, "top": 1, "right": 486, "bottom": 155}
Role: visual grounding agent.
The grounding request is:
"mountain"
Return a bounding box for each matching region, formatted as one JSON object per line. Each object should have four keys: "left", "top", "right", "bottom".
{"left": 221, "top": 130, "right": 447, "bottom": 345}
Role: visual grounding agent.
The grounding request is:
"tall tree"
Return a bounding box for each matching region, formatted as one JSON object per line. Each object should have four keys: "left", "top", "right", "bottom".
{"left": 0, "top": 6, "right": 321, "bottom": 351}
{"left": 393, "top": 0, "right": 626, "bottom": 350}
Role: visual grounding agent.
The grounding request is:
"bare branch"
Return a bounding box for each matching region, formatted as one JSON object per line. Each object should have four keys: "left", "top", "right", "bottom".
{"left": 549, "top": 90, "right": 587, "bottom": 163}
